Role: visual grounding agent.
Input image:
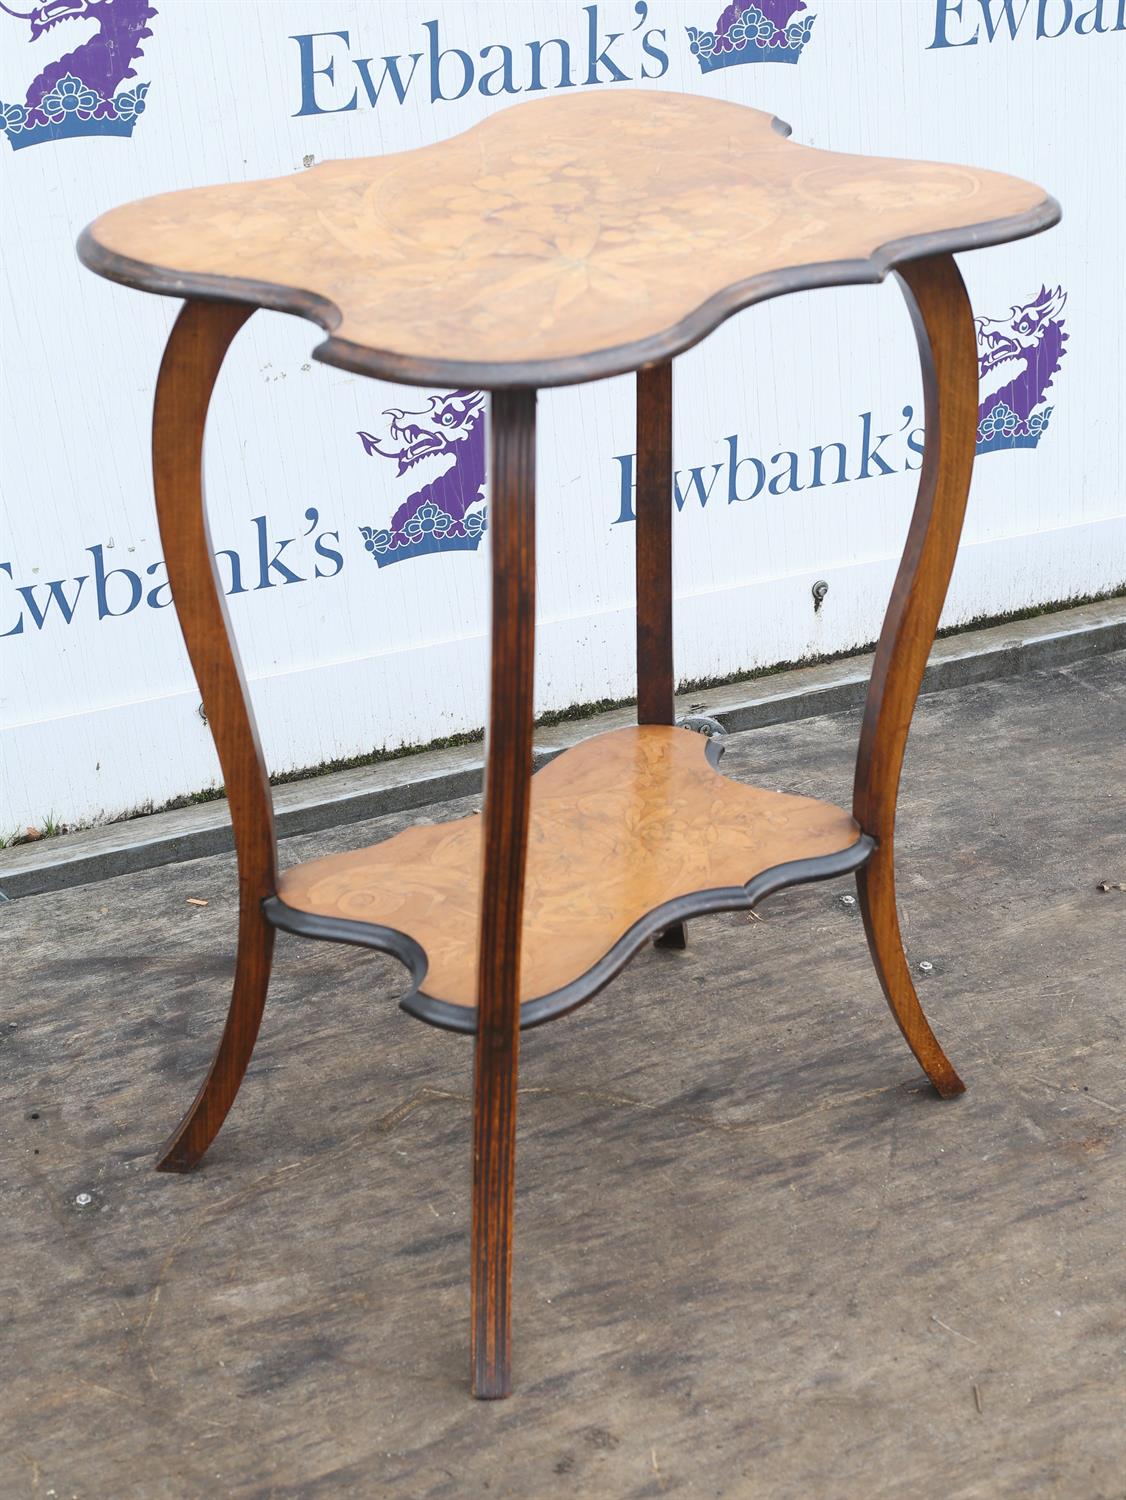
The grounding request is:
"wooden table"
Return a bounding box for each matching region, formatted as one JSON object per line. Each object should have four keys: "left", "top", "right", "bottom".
{"left": 78, "top": 91, "right": 1058, "bottom": 1399}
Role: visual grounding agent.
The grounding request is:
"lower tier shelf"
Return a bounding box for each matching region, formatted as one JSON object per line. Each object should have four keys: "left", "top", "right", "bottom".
{"left": 265, "top": 724, "right": 874, "bottom": 1031}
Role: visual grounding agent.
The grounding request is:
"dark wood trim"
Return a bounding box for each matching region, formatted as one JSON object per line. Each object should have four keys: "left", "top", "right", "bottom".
{"left": 471, "top": 389, "right": 538, "bottom": 1399}
{"left": 75, "top": 195, "right": 1060, "bottom": 393}
{"left": 853, "top": 253, "right": 977, "bottom": 1100}
{"left": 636, "top": 360, "right": 675, "bottom": 724}
{"left": 150, "top": 300, "right": 280, "bottom": 1173}
{"left": 261, "top": 897, "right": 427, "bottom": 983}
{"left": 635, "top": 361, "right": 687, "bottom": 951}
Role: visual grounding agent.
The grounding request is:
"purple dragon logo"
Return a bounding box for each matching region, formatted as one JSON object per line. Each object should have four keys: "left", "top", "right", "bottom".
{"left": 0, "top": 0, "right": 155, "bottom": 150}
{"left": 357, "top": 390, "right": 487, "bottom": 567}
{"left": 976, "top": 286, "right": 1068, "bottom": 454}
{"left": 687, "top": 0, "right": 815, "bottom": 70}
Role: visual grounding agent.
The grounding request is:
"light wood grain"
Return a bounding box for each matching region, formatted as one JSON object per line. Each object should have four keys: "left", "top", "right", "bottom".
{"left": 276, "top": 725, "right": 862, "bottom": 1010}
{"left": 79, "top": 91, "right": 1054, "bottom": 386}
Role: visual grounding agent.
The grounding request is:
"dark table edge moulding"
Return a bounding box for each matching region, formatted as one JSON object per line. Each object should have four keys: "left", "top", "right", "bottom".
{"left": 261, "top": 735, "right": 879, "bottom": 1034}
{"left": 74, "top": 190, "right": 1062, "bottom": 391}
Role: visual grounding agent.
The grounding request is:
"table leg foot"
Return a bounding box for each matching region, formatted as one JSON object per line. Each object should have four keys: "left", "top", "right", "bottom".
{"left": 156, "top": 911, "right": 276, "bottom": 1171}
{"left": 471, "top": 1028, "right": 518, "bottom": 1399}
{"left": 856, "top": 856, "right": 964, "bottom": 1098}
{"left": 655, "top": 922, "right": 688, "bottom": 950}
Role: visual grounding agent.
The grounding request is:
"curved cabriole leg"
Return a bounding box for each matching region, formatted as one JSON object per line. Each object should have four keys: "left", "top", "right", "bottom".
{"left": 636, "top": 361, "right": 685, "bottom": 951}
{"left": 471, "top": 389, "right": 537, "bottom": 1398}
{"left": 853, "top": 254, "right": 977, "bottom": 1099}
{"left": 152, "top": 300, "right": 279, "bottom": 1172}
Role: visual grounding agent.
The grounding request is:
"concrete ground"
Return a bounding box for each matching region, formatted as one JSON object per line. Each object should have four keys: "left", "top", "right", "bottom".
{"left": 2, "top": 650, "right": 1124, "bottom": 1500}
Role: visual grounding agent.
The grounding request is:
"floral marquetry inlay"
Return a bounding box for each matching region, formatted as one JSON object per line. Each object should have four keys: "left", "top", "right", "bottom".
{"left": 79, "top": 91, "right": 1055, "bottom": 387}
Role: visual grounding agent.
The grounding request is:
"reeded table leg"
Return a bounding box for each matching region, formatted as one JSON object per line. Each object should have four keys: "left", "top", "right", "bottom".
{"left": 471, "top": 389, "right": 537, "bottom": 1397}
{"left": 636, "top": 361, "right": 685, "bottom": 951}
{"left": 152, "top": 300, "right": 279, "bottom": 1171}
{"left": 853, "top": 253, "right": 977, "bottom": 1098}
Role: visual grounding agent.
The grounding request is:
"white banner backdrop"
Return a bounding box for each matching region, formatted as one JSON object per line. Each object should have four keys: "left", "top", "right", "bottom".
{"left": 1, "top": 0, "right": 1123, "bottom": 830}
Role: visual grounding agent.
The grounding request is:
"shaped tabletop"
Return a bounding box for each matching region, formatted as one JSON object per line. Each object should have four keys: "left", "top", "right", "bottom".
{"left": 78, "top": 91, "right": 1057, "bottom": 389}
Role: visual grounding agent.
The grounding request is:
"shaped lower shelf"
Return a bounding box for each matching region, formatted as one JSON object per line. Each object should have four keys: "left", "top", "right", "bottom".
{"left": 265, "top": 725, "right": 874, "bottom": 1031}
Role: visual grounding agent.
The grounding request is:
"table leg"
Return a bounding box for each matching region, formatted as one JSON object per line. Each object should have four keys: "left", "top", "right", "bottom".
{"left": 853, "top": 253, "right": 977, "bottom": 1098}
{"left": 636, "top": 361, "right": 685, "bottom": 950}
{"left": 471, "top": 388, "right": 537, "bottom": 1397}
{"left": 151, "top": 300, "right": 279, "bottom": 1171}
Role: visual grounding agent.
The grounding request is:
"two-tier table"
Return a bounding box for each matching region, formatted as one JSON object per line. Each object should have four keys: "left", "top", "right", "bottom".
{"left": 78, "top": 91, "right": 1058, "bottom": 1399}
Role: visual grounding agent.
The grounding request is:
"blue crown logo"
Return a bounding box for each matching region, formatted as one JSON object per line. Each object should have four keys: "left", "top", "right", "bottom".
{"left": 1, "top": 74, "right": 149, "bottom": 150}
{"left": 687, "top": 0, "right": 816, "bottom": 71}
{"left": 360, "top": 504, "right": 488, "bottom": 568}
{"left": 976, "top": 401, "right": 1055, "bottom": 456}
